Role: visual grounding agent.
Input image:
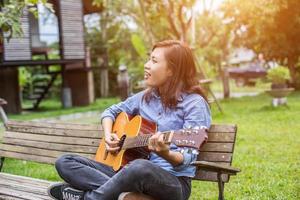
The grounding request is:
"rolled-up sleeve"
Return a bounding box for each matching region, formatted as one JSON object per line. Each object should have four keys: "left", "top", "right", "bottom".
{"left": 174, "top": 95, "right": 212, "bottom": 170}
{"left": 173, "top": 147, "right": 199, "bottom": 171}
{"left": 100, "top": 91, "right": 144, "bottom": 123}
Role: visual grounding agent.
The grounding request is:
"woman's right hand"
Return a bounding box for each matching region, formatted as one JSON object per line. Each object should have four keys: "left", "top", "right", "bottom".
{"left": 104, "top": 133, "right": 120, "bottom": 153}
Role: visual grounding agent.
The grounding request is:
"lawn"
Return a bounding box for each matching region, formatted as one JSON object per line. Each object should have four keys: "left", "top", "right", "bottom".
{"left": 1, "top": 92, "right": 299, "bottom": 199}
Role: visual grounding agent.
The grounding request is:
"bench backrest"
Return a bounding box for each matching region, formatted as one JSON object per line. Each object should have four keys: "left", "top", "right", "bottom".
{"left": 0, "top": 121, "right": 237, "bottom": 183}
{"left": 193, "top": 124, "right": 237, "bottom": 183}
{"left": 0, "top": 120, "right": 101, "bottom": 164}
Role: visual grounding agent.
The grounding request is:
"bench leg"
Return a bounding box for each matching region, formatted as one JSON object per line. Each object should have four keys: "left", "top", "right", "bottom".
{"left": 217, "top": 172, "right": 224, "bottom": 200}
{"left": 0, "top": 157, "right": 5, "bottom": 171}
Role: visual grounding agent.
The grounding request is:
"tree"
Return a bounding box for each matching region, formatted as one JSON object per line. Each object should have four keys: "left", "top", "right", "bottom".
{"left": 222, "top": 0, "right": 300, "bottom": 89}
{"left": 86, "top": 1, "right": 143, "bottom": 97}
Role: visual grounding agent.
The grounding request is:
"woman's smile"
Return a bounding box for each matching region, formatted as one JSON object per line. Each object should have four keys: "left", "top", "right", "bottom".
{"left": 144, "top": 71, "right": 151, "bottom": 80}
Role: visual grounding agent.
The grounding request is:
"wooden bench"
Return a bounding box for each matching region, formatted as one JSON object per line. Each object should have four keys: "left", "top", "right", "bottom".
{"left": 0, "top": 99, "right": 240, "bottom": 200}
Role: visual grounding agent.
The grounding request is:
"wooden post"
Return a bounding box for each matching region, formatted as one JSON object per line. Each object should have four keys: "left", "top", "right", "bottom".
{"left": 64, "top": 62, "right": 94, "bottom": 106}
{"left": 222, "top": 68, "right": 230, "bottom": 99}
{"left": 0, "top": 68, "right": 21, "bottom": 114}
{"left": 217, "top": 172, "right": 225, "bottom": 200}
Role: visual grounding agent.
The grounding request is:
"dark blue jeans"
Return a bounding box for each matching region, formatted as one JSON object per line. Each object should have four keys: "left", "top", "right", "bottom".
{"left": 55, "top": 154, "right": 191, "bottom": 200}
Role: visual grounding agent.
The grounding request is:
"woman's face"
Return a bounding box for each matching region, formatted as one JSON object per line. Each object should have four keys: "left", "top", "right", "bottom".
{"left": 144, "top": 47, "right": 173, "bottom": 88}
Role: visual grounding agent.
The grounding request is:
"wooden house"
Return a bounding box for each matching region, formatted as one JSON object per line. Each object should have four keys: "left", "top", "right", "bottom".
{"left": 0, "top": 0, "right": 102, "bottom": 113}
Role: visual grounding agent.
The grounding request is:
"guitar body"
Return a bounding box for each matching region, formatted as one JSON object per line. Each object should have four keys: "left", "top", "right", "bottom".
{"left": 95, "top": 112, "right": 157, "bottom": 171}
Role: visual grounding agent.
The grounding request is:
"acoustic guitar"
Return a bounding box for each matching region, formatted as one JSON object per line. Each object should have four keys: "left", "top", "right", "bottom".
{"left": 95, "top": 112, "right": 207, "bottom": 171}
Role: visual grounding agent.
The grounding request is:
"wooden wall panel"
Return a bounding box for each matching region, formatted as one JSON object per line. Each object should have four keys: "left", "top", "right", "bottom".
{"left": 3, "top": 8, "right": 31, "bottom": 61}
{"left": 59, "top": 0, "right": 85, "bottom": 59}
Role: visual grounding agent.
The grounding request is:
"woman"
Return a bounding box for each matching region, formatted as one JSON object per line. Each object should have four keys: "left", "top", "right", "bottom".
{"left": 48, "top": 40, "right": 211, "bottom": 200}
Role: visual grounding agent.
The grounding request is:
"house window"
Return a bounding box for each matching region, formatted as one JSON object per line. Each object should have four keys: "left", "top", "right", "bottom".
{"left": 29, "top": 3, "right": 60, "bottom": 60}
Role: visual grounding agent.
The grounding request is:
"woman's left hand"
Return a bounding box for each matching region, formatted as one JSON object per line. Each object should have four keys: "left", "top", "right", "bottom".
{"left": 148, "top": 132, "right": 170, "bottom": 154}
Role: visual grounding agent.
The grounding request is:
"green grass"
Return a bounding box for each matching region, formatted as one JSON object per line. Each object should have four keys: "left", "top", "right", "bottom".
{"left": 210, "top": 78, "right": 271, "bottom": 93}
{"left": 1, "top": 93, "right": 300, "bottom": 199}
{"left": 190, "top": 92, "right": 300, "bottom": 200}
{"left": 12, "top": 97, "right": 119, "bottom": 121}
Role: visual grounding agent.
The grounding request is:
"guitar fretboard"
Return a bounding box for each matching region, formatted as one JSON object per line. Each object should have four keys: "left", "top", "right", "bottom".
{"left": 122, "top": 132, "right": 172, "bottom": 150}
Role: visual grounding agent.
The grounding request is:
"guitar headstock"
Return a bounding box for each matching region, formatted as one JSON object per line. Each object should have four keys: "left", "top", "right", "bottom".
{"left": 170, "top": 128, "right": 208, "bottom": 149}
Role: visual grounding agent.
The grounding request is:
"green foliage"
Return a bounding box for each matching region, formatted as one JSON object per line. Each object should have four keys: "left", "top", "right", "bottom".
{"left": 131, "top": 34, "right": 147, "bottom": 60}
{"left": 18, "top": 67, "right": 31, "bottom": 87}
{"left": 0, "top": 0, "right": 52, "bottom": 41}
{"left": 222, "top": 0, "right": 300, "bottom": 88}
{"left": 87, "top": 0, "right": 234, "bottom": 83}
{"left": 267, "top": 66, "right": 291, "bottom": 84}
{"left": 85, "top": 2, "right": 146, "bottom": 96}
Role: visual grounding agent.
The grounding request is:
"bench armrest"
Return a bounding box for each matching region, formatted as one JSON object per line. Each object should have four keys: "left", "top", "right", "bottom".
{"left": 192, "top": 161, "right": 240, "bottom": 175}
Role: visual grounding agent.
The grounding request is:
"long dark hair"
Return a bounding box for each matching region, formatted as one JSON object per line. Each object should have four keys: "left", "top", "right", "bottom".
{"left": 143, "top": 40, "right": 207, "bottom": 110}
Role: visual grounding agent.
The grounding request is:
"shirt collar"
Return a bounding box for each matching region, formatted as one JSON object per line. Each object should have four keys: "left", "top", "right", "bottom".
{"left": 151, "top": 89, "right": 186, "bottom": 102}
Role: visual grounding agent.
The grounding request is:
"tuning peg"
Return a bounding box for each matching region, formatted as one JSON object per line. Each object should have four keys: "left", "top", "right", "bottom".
{"left": 189, "top": 140, "right": 195, "bottom": 145}
{"left": 176, "top": 140, "right": 182, "bottom": 144}
{"left": 192, "top": 129, "right": 199, "bottom": 134}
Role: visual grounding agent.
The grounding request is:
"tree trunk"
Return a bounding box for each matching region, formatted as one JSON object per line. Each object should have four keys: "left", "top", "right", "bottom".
{"left": 288, "top": 57, "right": 300, "bottom": 90}
{"left": 222, "top": 68, "right": 230, "bottom": 99}
{"left": 100, "top": 3, "right": 110, "bottom": 97}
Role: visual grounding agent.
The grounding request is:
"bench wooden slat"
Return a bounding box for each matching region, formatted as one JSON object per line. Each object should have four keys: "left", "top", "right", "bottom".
{"left": 0, "top": 186, "right": 51, "bottom": 200}
{"left": 0, "top": 173, "right": 53, "bottom": 187}
{"left": 0, "top": 179, "right": 48, "bottom": 195}
{"left": 4, "top": 131, "right": 100, "bottom": 146}
{"left": 6, "top": 125, "right": 102, "bottom": 138}
{"left": 200, "top": 142, "right": 234, "bottom": 152}
{"left": 0, "top": 150, "right": 57, "bottom": 164}
{"left": 192, "top": 161, "right": 240, "bottom": 174}
{"left": 3, "top": 138, "right": 98, "bottom": 154}
{"left": 194, "top": 170, "right": 229, "bottom": 182}
{"left": 193, "top": 162, "right": 230, "bottom": 182}
{"left": 0, "top": 144, "right": 95, "bottom": 159}
{"left": 0, "top": 194, "right": 22, "bottom": 200}
{"left": 6, "top": 120, "right": 102, "bottom": 131}
{"left": 208, "top": 124, "right": 237, "bottom": 133}
{"left": 207, "top": 132, "right": 235, "bottom": 142}
{"left": 198, "top": 152, "right": 232, "bottom": 162}
{"left": 0, "top": 150, "right": 94, "bottom": 165}
{"left": 0, "top": 177, "right": 51, "bottom": 193}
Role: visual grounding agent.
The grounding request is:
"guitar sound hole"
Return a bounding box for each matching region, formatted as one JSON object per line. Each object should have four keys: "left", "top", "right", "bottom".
{"left": 119, "top": 135, "right": 126, "bottom": 149}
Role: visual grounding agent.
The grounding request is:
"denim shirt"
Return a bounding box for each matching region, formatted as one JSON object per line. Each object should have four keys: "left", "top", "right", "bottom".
{"left": 100, "top": 89, "right": 211, "bottom": 177}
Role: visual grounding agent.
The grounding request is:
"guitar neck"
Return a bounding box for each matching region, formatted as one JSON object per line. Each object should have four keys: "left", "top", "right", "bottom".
{"left": 122, "top": 131, "right": 173, "bottom": 150}
{"left": 121, "top": 128, "right": 207, "bottom": 150}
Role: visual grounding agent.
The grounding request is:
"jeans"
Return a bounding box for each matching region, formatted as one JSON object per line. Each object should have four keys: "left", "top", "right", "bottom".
{"left": 55, "top": 154, "right": 191, "bottom": 200}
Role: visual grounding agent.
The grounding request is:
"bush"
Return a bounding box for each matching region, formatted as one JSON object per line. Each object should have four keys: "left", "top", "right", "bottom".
{"left": 267, "top": 66, "right": 290, "bottom": 84}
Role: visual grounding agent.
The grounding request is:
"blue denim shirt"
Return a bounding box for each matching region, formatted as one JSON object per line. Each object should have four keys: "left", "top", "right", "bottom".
{"left": 100, "top": 89, "right": 211, "bottom": 177}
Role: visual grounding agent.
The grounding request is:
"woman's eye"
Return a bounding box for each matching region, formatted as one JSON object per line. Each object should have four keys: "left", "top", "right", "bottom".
{"left": 152, "top": 59, "right": 157, "bottom": 63}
